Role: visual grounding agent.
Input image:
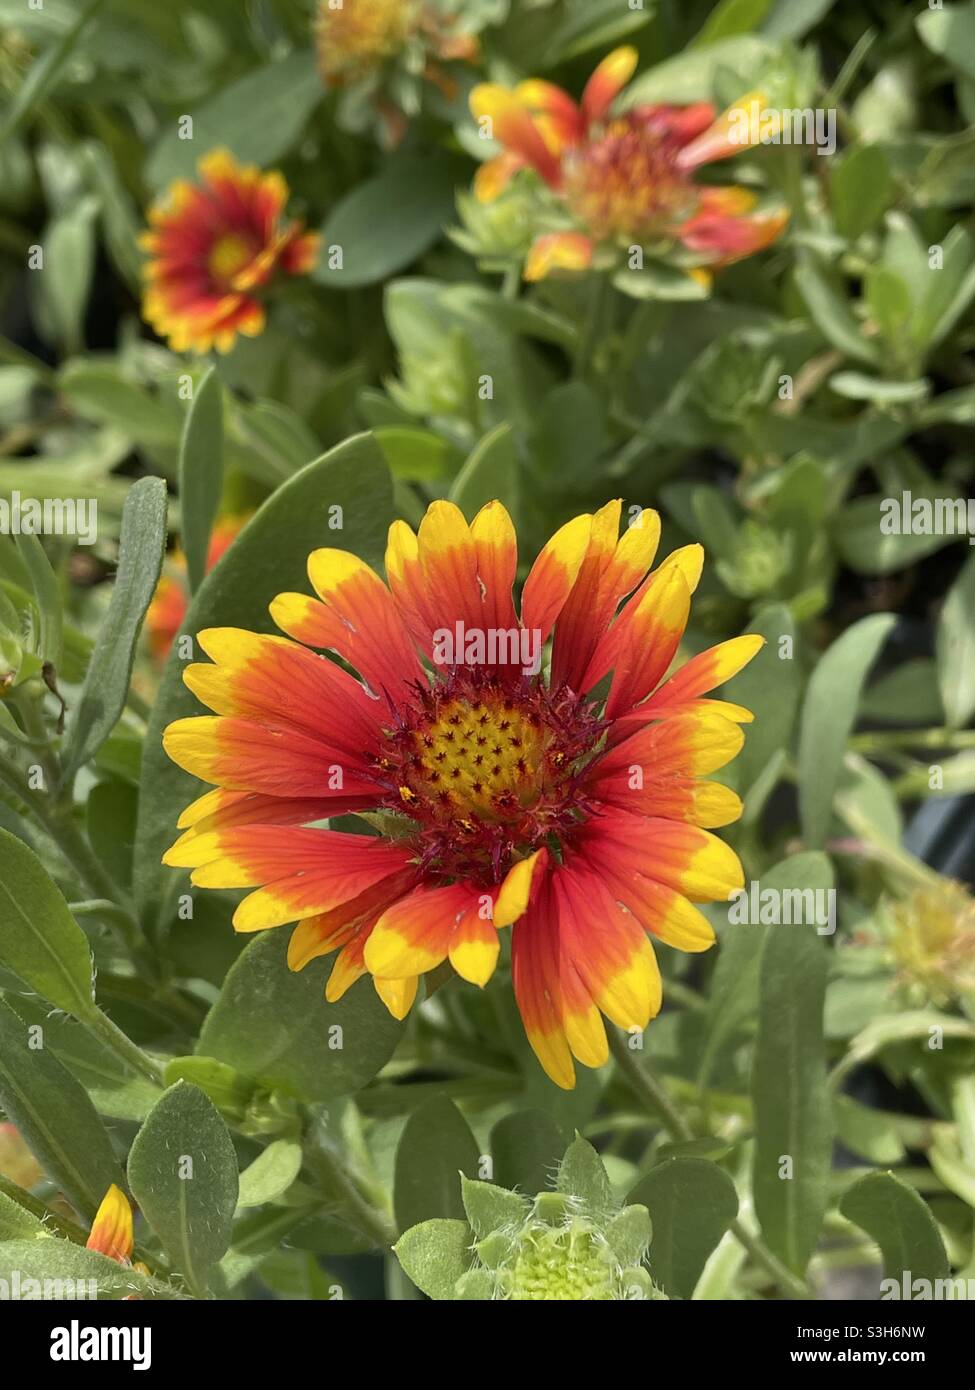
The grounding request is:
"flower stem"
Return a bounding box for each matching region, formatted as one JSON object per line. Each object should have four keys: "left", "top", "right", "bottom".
{"left": 303, "top": 1133, "right": 397, "bottom": 1251}
{"left": 608, "top": 1030, "right": 815, "bottom": 1300}
{"left": 80, "top": 1004, "right": 166, "bottom": 1087}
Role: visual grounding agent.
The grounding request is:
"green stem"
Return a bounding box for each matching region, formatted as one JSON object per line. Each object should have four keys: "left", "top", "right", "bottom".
{"left": 80, "top": 1004, "right": 166, "bottom": 1088}
{"left": 852, "top": 727, "right": 975, "bottom": 754}
{"left": 303, "top": 1133, "right": 397, "bottom": 1251}
{"left": 608, "top": 1030, "right": 815, "bottom": 1300}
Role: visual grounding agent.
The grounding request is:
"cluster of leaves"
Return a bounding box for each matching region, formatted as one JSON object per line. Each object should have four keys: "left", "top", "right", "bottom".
{"left": 0, "top": 0, "right": 974, "bottom": 1301}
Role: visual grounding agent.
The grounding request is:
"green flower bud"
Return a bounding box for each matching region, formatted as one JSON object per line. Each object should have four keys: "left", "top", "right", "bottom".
{"left": 395, "top": 1136, "right": 664, "bottom": 1301}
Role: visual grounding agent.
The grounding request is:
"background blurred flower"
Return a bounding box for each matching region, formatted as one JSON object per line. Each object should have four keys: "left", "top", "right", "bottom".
{"left": 140, "top": 151, "right": 319, "bottom": 354}
{"left": 470, "top": 48, "right": 787, "bottom": 280}
{"left": 147, "top": 515, "right": 250, "bottom": 662}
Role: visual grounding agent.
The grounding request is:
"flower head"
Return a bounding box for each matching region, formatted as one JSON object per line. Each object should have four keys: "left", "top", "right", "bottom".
{"left": 140, "top": 151, "right": 319, "bottom": 354}
{"left": 885, "top": 880, "right": 975, "bottom": 1008}
{"left": 147, "top": 515, "right": 249, "bottom": 662}
{"left": 315, "top": 0, "right": 417, "bottom": 83}
{"left": 470, "top": 49, "right": 788, "bottom": 281}
{"left": 162, "top": 498, "right": 760, "bottom": 1088}
{"left": 395, "top": 1135, "right": 665, "bottom": 1299}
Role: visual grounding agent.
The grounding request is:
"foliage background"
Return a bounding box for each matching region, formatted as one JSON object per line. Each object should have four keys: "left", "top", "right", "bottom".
{"left": 0, "top": 0, "right": 974, "bottom": 1301}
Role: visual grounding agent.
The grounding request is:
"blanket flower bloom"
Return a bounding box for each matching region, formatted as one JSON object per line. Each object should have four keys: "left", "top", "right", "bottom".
{"left": 315, "top": 0, "right": 477, "bottom": 88}
{"left": 162, "top": 499, "right": 761, "bottom": 1087}
{"left": 147, "top": 515, "right": 250, "bottom": 662}
{"left": 140, "top": 150, "right": 319, "bottom": 354}
{"left": 469, "top": 47, "right": 788, "bottom": 281}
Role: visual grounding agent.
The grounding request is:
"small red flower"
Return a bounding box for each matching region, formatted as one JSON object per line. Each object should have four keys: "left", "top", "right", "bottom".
{"left": 470, "top": 49, "right": 788, "bottom": 281}
{"left": 140, "top": 151, "right": 319, "bottom": 354}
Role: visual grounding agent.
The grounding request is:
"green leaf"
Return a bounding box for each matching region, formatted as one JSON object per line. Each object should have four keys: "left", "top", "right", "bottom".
{"left": 37, "top": 199, "right": 98, "bottom": 356}
{"left": 917, "top": 3, "right": 975, "bottom": 82}
{"left": 693, "top": 0, "right": 773, "bottom": 47}
{"left": 0, "top": 827, "right": 94, "bottom": 1017}
{"left": 831, "top": 145, "right": 893, "bottom": 240}
{"left": 840, "top": 1172, "right": 949, "bottom": 1284}
{"left": 127, "top": 1081, "right": 238, "bottom": 1296}
{"left": 0, "top": 994, "right": 122, "bottom": 1220}
{"left": 936, "top": 552, "right": 975, "bottom": 729}
{"left": 752, "top": 927, "right": 830, "bottom": 1275}
{"left": 460, "top": 1175, "right": 528, "bottom": 1239}
{"left": 14, "top": 532, "right": 62, "bottom": 671}
{"left": 798, "top": 612, "right": 895, "bottom": 847}
{"left": 373, "top": 426, "right": 455, "bottom": 482}
{"left": 63, "top": 476, "right": 167, "bottom": 780}
{"left": 132, "top": 434, "right": 394, "bottom": 928}
{"left": 623, "top": 37, "right": 774, "bottom": 105}
{"left": 451, "top": 424, "right": 517, "bottom": 521}
{"left": 147, "top": 52, "right": 322, "bottom": 188}
{"left": 698, "top": 851, "right": 834, "bottom": 1087}
{"left": 393, "top": 1218, "right": 470, "bottom": 1300}
{"left": 628, "top": 1158, "right": 738, "bottom": 1299}
{"left": 0, "top": 1186, "right": 48, "bottom": 1241}
{"left": 794, "top": 261, "right": 880, "bottom": 365}
{"left": 723, "top": 604, "right": 800, "bottom": 795}
{"left": 763, "top": 0, "right": 838, "bottom": 40}
{"left": 0, "top": 1237, "right": 174, "bottom": 1301}
{"left": 178, "top": 367, "right": 224, "bottom": 596}
{"left": 865, "top": 265, "right": 912, "bottom": 345}
{"left": 0, "top": 0, "right": 107, "bottom": 145}
{"left": 556, "top": 1135, "right": 613, "bottom": 1219}
{"left": 829, "top": 372, "right": 928, "bottom": 404}
{"left": 198, "top": 930, "right": 404, "bottom": 1103}
{"left": 237, "top": 1139, "right": 303, "bottom": 1209}
{"left": 315, "top": 155, "right": 459, "bottom": 290}
{"left": 87, "top": 779, "right": 138, "bottom": 889}
{"left": 490, "top": 1109, "right": 567, "bottom": 1195}
{"left": 834, "top": 1096, "right": 905, "bottom": 1166}
{"left": 394, "top": 1096, "right": 480, "bottom": 1233}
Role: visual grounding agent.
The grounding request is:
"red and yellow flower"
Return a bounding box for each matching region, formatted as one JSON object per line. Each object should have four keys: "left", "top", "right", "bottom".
{"left": 140, "top": 151, "right": 319, "bottom": 355}
{"left": 162, "top": 499, "right": 761, "bottom": 1088}
{"left": 147, "top": 515, "right": 249, "bottom": 662}
{"left": 470, "top": 48, "right": 788, "bottom": 281}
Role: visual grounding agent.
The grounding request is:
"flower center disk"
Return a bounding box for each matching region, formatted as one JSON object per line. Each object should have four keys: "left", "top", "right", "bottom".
{"left": 563, "top": 113, "right": 697, "bottom": 241}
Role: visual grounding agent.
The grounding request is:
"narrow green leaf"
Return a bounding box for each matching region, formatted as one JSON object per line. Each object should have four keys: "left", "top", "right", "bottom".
{"left": 628, "top": 1158, "right": 738, "bottom": 1299}
{"left": 14, "top": 533, "right": 62, "bottom": 671}
{"left": 0, "top": 995, "right": 122, "bottom": 1220}
{"left": 698, "top": 851, "right": 834, "bottom": 1086}
{"left": 63, "top": 476, "right": 167, "bottom": 779}
{"left": 752, "top": 927, "right": 830, "bottom": 1274}
{"left": 798, "top": 612, "right": 895, "bottom": 847}
{"left": 795, "top": 262, "right": 880, "bottom": 365}
{"left": 0, "top": 827, "right": 94, "bottom": 1017}
{"left": 127, "top": 1081, "right": 238, "bottom": 1296}
{"left": 936, "top": 552, "right": 975, "bottom": 729}
{"left": 840, "top": 1171, "right": 949, "bottom": 1284}
{"left": 394, "top": 1097, "right": 480, "bottom": 1233}
{"left": 178, "top": 367, "right": 224, "bottom": 596}
{"left": 451, "top": 424, "right": 518, "bottom": 521}
{"left": 0, "top": 1186, "right": 48, "bottom": 1242}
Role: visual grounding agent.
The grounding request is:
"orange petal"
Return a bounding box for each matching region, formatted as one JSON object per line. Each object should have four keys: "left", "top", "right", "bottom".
{"left": 581, "top": 46, "right": 639, "bottom": 127}
{"left": 524, "top": 231, "right": 594, "bottom": 281}
{"left": 86, "top": 1185, "right": 134, "bottom": 1264}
